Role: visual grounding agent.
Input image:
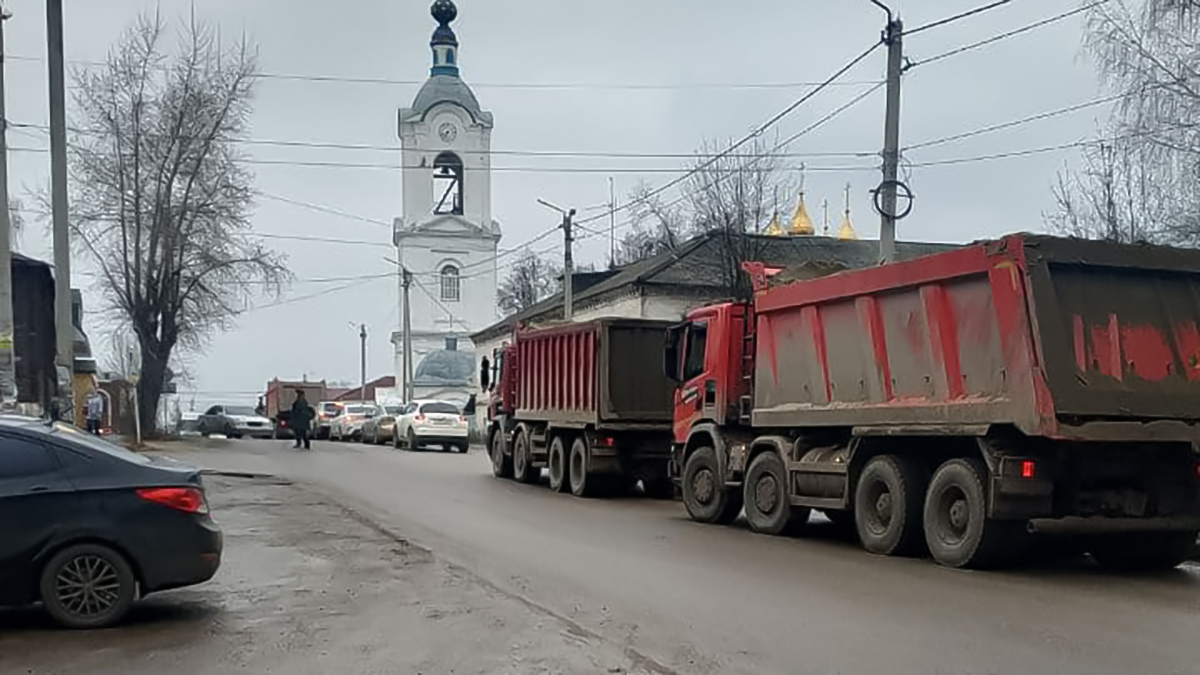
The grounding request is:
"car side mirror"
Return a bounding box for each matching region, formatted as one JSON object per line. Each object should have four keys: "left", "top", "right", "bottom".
{"left": 480, "top": 357, "right": 491, "bottom": 390}
{"left": 462, "top": 393, "right": 477, "bottom": 417}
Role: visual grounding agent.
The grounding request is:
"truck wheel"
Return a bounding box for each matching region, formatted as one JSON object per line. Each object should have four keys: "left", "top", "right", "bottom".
{"left": 1090, "top": 531, "right": 1198, "bottom": 572}
{"left": 513, "top": 427, "right": 539, "bottom": 484}
{"left": 569, "top": 437, "right": 601, "bottom": 497}
{"left": 548, "top": 436, "right": 570, "bottom": 493}
{"left": 855, "top": 455, "right": 925, "bottom": 557}
{"left": 744, "top": 451, "right": 808, "bottom": 535}
{"left": 923, "top": 457, "right": 1024, "bottom": 569}
{"left": 682, "top": 446, "right": 743, "bottom": 524}
{"left": 491, "top": 430, "right": 513, "bottom": 479}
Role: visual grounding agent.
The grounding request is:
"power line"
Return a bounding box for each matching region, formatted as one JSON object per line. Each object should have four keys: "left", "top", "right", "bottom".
{"left": 7, "top": 120, "right": 878, "bottom": 159}
{"left": 903, "top": 94, "right": 1123, "bottom": 151}
{"left": 577, "top": 39, "right": 884, "bottom": 227}
{"left": 902, "top": 0, "right": 1018, "bottom": 36}
{"left": 4, "top": 53, "right": 882, "bottom": 90}
{"left": 909, "top": 1, "right": 1106, "bottom": 69}
{"left": 906, "top": 123, "right": 1199, "bottom": 167}
{"left": 4, "top": 143, "right": 879, "bottom": 174}
{"left": 253, "top": 232, "right": 393, "bottom": 248}
{"left": 256, "top": 191, "right": 392, "bottom": 228}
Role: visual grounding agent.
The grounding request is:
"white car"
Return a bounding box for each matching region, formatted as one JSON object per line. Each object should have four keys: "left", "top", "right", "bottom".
{"left": 330, "top": 403, "right": 375, "bottom": 442}
{"left": 393, "top": 400, "right": 469, "bottom": 453}
{"left": 198, "top": 405, "right": 273, "bottom": 439}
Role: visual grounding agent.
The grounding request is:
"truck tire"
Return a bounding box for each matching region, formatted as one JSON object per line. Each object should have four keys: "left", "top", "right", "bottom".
{"left": 855, "top": 454, "right": 926, "bottom": 557}
{"left": 491, "top": 429, "right": 513, "bottom": 479}
{"left": 681, "top": 446, "right": 743, "bottom": 525}
{"left": 548, "top": 436, "right": 570, "bottom": 493}
{"left": 1089, "top": 531, "right": 1198, "bottom": 572}
{"left": 923, "top": 457, "right": 1025, "bottom": 569}
{"left": 744, "top": 451, "right": 809, "bottom": 535}
{"left": 513, "top": 427, "right": 539, "bottom": 484}
{"left": 569, "top": 437, "right": 603, "bottom": 498}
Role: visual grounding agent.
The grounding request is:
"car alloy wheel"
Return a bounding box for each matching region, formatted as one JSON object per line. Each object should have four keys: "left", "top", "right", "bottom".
{"left": 40, "top": 543, "right": 136, "bottom": 629}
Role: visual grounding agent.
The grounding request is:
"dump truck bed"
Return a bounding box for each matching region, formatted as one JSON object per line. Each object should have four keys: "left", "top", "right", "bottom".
{"left": 751, "top": 234, "right": 1200, "bottom": 442}
{"left": 514, "top": 319, "right": 676, "bottom": 427}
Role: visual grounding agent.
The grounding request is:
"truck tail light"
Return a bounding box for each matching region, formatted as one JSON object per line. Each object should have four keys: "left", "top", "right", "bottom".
{"left": 1020, "top": 460, "right": 1036, "bottom": 480}
{"left": 1193, "top": 460, "right": 1200, "bottom": 481}
{"left": 137, "top": 487, "right": 209, "bottom": 515}
{"left": 594, "top": 436, "right": 614, "bottom": 448}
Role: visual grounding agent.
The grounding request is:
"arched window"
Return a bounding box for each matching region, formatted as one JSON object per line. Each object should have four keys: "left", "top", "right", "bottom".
{"left": 440, "top": 265, "right": 461, "bottom": 302}
{"left": 433, "top": 152, "right": 464, "bottom": 216}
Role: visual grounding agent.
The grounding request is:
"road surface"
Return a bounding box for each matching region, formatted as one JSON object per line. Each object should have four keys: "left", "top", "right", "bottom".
{"left": 170, "top": 439, "right": 1199, "bottom": 675}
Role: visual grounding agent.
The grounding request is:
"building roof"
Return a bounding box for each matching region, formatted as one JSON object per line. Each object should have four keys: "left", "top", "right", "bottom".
{"left": 473, "top": 230, "right": 958, "bottom": 342}
{"left": 408, "top": 75, "right": 488, "bottom": 123}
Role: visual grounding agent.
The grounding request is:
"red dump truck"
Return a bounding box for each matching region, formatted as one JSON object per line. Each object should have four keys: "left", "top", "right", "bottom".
{"left": 265, "top": 379, "right": 327, "bottom": 439}
{"left": 482, "top": 319, "right": 678, "bottom": 498}
{"left": 666, "top": 234, "right": 1200, "bottom": 570}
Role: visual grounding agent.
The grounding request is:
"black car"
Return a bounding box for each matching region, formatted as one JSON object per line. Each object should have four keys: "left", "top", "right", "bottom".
{"left": 0, "top": 416, "right": 222, "bottom": 629}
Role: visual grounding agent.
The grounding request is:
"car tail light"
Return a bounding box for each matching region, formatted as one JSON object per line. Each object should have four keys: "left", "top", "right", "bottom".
{"left": 415, "top": 414, "right": 426, "bottom": 422}
{"left": 457, "top": 415, "right": 466, "bottom": 425}
{"left": 137, "top": 487, "right": 209, "bottom": 515}
{"left": 1020, "top": 460, "right": 1036, "bottom": 480}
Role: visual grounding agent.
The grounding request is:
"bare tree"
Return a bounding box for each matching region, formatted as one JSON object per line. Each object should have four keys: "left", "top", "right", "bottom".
{"left": 1050, "top": 1, "right": 1200, "bottom": 244}
{"left": 498, "top": 248, "right": 562, "bottom": 315}
{"left": 614, "top": 135, "right": 796, "bottom": 297}
{"left": 65, "top": 12, "right": 288, "bottom": 431}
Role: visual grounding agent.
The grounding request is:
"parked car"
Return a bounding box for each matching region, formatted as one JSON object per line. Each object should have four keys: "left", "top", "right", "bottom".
{"left": 197, "top": 405, "right": 273, "bottom": 439}
{"left": 0, "top": 416, "right": 222, "bottom": 628}
{"left": 393, "top": 400, "right": 469, "bottom": 453}
{"left": 329, "top": 403, "right": 375, "bottom": 442}
{"left": 361, "top": 404, "right": 404, "bottom": 445}
{"left": 313, "top": 402, "right": 344, "bottom": 440}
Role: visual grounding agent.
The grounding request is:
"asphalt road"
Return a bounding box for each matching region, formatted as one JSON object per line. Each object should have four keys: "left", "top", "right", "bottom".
{"left": 170, "top": 439, "right": 1200, "bottom": 675}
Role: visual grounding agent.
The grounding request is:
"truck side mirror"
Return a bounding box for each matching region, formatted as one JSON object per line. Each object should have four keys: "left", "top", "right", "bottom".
{"left": 480, "top": 357, "right": 491, "bottom": 390}
{"left": 462, "top": 393, "right": 477, "bottom": 416}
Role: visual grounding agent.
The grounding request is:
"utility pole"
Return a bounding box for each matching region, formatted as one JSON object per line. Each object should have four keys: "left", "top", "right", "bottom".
{"left": 877, "top": 12, "right": 903, "bottom": 263}
{"left": 562, "top": 208, "right": 575, "bottom": 321}
{"left": 359, "top": 324, "right": 367, "bottom": 401}
{"left": 536, "top": 199, "right": 577, "bottom": 321}
{"left": 46, "top": 0, "right": 72, "bottom": 412}
{"left": 0, "top": 5, "right": 17, "bottom": 407}
{"left": 608, "top": 176, "right": 616, "bottom": 268}
{"left": 401, "top": 269, "right": 413, "bottom": 402}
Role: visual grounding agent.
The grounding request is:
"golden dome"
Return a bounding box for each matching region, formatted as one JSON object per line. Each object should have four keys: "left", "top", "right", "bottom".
{"left": 837, "top": 214, "right": 858, "bottom": 241}
{"left": 837, "top": 182, "right": 858, "bottom": 240}
{"left": 764, "top": 211, "right": 785, "bottom": 236}
{"left": 788, "top": 193, "right": 815, "bottom": 236}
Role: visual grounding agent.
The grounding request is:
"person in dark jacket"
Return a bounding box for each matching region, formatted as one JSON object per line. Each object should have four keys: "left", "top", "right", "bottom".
{"left": 290, "top": 390, "right": 315, "bottom": 449}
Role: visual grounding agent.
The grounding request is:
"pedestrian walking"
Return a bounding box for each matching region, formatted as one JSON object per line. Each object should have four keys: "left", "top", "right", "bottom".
{"left": 84, "top": 387, "right": 104, "bottom": 435}
{"left": 290, "top": 390, "right": 315, "bottom": 450}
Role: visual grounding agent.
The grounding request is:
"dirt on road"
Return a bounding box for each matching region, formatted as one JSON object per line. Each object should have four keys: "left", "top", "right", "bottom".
{"left": 0, "top": 474, "right": 655, "bottom": 675}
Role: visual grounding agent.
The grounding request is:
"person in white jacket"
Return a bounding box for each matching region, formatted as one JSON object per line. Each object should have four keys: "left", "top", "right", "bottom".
{"left": 84, "top": 388, "right": 105, "bottom": 435}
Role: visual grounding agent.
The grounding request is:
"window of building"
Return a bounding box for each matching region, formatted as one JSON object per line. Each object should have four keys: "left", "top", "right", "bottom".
{"left": 440, "top": 265, "right": 461, "bottom": 302}
{"left": 445, "top": 337, "right": 458, "bottom": 351}
{"left": 432, "top": 152, "right": 464, "bottom": 215}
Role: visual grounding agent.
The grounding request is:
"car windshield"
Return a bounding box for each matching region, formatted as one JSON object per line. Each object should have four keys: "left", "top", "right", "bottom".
{"left": 345, "top": 405, "right": 370, "bottom": 415}
{"left": 420, "top": 402, "right": 459, "bottom": 415}
{"left": 322, "top": 403, "right": 342, "bottom": 414}
{"left": 46, "top": 422, "right": 152, "bottom": 465}
{"left": 226, "top": 406, "right": 257, "bottom": 416}
{"left": 385, "top": 406, "right": 403, "bottom": 415}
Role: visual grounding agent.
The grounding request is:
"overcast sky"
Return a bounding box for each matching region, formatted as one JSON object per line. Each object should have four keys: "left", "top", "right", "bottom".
{"left": 4, "top": 0, "right": 1103, "bottom": 408}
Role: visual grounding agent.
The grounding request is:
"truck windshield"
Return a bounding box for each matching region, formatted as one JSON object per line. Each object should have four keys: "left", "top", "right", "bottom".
{"left": 683, "top": 322, "right": 708, "bottom": 381}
